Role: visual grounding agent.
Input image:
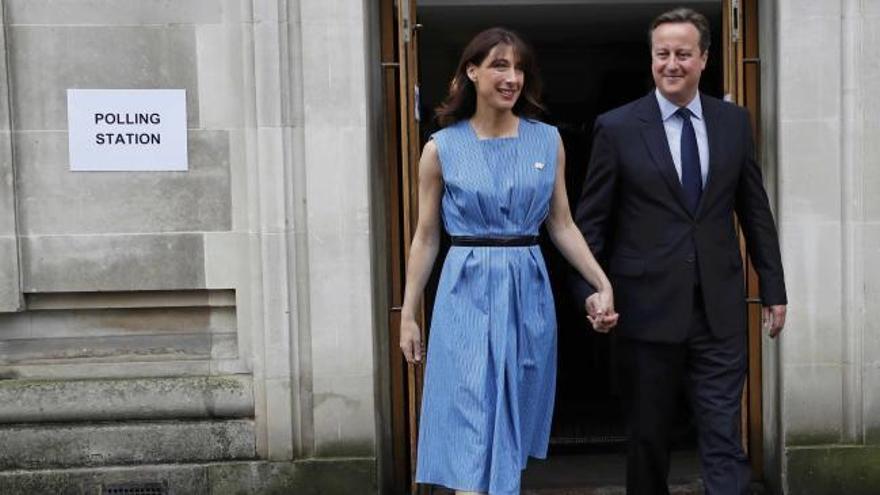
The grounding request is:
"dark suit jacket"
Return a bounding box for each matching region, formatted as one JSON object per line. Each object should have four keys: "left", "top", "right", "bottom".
{"left": 572, "top": 92, "right": 787, "bottom": 342}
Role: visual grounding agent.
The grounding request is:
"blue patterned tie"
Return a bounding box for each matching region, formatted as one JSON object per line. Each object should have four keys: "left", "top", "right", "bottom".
{"left": 677, "top": 107, "right": 702, "bottom": 214}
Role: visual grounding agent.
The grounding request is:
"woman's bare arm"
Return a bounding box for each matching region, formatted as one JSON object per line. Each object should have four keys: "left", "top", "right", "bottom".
{"left": 544, "top": 138, "right": 618, "bottom": 331}
{"left": 399, "top": 140, "right": 444, "bottom": 363}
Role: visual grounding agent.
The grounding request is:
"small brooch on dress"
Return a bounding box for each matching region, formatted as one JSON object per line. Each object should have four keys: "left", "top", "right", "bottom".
{"left": 533, "top": 162, "right": 545, "bottom": 170}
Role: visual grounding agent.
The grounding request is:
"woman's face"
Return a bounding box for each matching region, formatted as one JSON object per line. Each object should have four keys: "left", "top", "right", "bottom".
{"left": 466, "top": 43, "right": 523, "bottom": 112}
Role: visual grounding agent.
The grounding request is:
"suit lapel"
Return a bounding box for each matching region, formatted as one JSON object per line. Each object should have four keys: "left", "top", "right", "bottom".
{"left": 696, "top": 94, "right": 723, "bottom": 218}
{"left": 637, "top": 94, "right": 692, "bottom": 217}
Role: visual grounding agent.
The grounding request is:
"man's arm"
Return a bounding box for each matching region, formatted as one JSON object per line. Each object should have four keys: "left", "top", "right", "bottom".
{"left": 569, "top": 118, "right": 618, "bottom": 306}
{"left": 734, "top": 110, "right": 787, "bottom": 335}
{"left": 734, "top": 110, "right": 787, "bottom": 305}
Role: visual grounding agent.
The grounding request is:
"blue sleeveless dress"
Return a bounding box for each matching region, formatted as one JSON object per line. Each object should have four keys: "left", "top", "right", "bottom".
{"left": 416, "top": 118, "right": 559, "bottom": 494}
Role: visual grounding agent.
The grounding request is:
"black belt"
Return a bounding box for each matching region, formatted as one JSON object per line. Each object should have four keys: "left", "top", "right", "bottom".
{"left": 450, "top": 235, "right": 540, "bottom": 247}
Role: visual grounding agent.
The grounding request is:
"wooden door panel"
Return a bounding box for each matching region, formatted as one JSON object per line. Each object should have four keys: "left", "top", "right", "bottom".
{"left": 724, "top": 0, "right": 764, "bottom": 479}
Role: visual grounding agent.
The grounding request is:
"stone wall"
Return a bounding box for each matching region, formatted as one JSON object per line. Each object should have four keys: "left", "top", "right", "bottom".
{"left": 775, "top": 0, "right": 880, "bottom": 492}
{"left": 0, "top": 1, "right": 379, "bottom": 493}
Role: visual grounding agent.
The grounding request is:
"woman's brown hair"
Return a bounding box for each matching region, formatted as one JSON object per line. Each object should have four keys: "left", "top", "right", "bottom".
{"left": 435, "top": 27, "right": 544, "bottom": 127}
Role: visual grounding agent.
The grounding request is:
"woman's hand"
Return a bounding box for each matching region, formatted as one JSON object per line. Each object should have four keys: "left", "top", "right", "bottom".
{"left": 400, "top": 317, "right": 424, "bottom": 364}
{"left": 585, "top": 288, "right": 619, "bottom": 333}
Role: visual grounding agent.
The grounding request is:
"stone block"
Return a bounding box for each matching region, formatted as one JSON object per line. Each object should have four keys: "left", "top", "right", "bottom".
{"left": 195, "top": 24, "right": 247, "bottom": 129}
{"left": 255, "top": 128, "right": 287, "bottom": 233}
{"left": 0, "top": 304, "right": 235, "bottom": 340}
{"left": 778, "top": 0, "right": 841, "bottom": 21}
{"left": 300, "top": 20, "right": 368, "bottom": 127}
{"left": 783, "top": 364, "right": 843, "bottom": 445}
{"left": 864, "top": 366, "right": 880, "bottom": 443}
{"left": 865, "top": 227, "right": 880, "bottom": 366}
{"left": 0, "top": 333, "right": 214, "bottom": 365}
{"left": 263, "top": 377, "right": 294, "bottom": 461}
{"left": 212, "top": 333, "right": 239, "bottom": 360}
{"left": 21, "top": 233, "right": 206, "bottom": 292}
{"left": 8, "top": 25, "right": 199, "bottom": 131}
{"left": 1, "top": 360, "right": 215, "bottom": 382}
{"left": 25, "top": 289, "right": 234, "bottom": 310}
{"left": 308, "top": 243, "right": 374, "bottom": 378}
{"left": 0, "top": 464, "right": 209, "bottom": 495}
{"left": 0, "top": 137, "right": 17, "bottom": 236}
{"left": 15, "top": 130, "right": 231, "bottom": 235}
{"left": 312, "top": 374, "right": 376, "bottom": 457}
{"left": 863, "top": 127, "right": 880, "bottom": 223}
{"left": 253, "top": 19, "right": 284, "bottom": 128}
{"left": 304, "top": 125, "right": 371, "bottom": 235}
{"left": 776, "top": 222, "right": 843, "bottom": 365}
{"left": 301, "top": 0, "right": 366, "bottom": 23}
{"left": 204, "top": 232, "right": 248, "bottom": 289}
{"left": 0, "top": 458, "right": 377, "bottom": 495}
{"left": 225, "top": 128, "right": 250, "bottom": 230}
{"left": 208, "top": 458, "right": 377, "bottom": 495}
{"left": 0, "top": 11, "right": 11, "bottom": 134}
{"left": 4, "top": 0, "right": 246, "bottom": 25}
{"left": 777, "top": 17, "right": 841, "bottom": 121}
{"left": 252, "top": 0, "right": 286, "bottom": 24}
{"left": 0, "top": 375, "right": 253, "bottom": 423}
{"left": 778, "top": 119, "right": 841, "bottom": 222}
{"left": 786, "top": 445, "right": 880, "bottom": 495}
{"left": 0, "top": 419, "right": 255, "bottom": 470}
{"left": 0, "top": 236, "right": 22, "bottom": 312}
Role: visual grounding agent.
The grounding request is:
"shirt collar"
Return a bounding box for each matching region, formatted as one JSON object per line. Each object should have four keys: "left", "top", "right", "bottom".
{"left": 655, "top": 88, "right": 703, "bottom": 122}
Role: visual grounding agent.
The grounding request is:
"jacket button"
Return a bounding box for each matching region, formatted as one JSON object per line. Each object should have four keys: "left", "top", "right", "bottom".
{"left": 685, "top": 255, "right": 696, "bottom": 263}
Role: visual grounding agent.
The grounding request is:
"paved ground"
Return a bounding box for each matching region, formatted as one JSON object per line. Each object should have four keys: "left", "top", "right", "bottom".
{"left": 427, "top": 450, "right": 768, "bottom": 494}
{"left": 521, "top": 451, "right": 703, "bottom": 494}
{"left": 429, "top": 450, "right": 705, "bottom": 494}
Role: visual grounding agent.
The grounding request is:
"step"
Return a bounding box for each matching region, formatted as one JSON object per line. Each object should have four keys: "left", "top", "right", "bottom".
{"left": 0, "top": 459, "right": 376, "bottom": 495}
{"left": 0, "top": 376, "right": 253, "bottom": 423}
{"left": 431, "top": 482, "right": 704, "bottom": 495}
{"left": 522, "top": 481, "right": 704, "bottom": 494}
{"left": 0, "top": 420, "right": 255, "bottom": 470}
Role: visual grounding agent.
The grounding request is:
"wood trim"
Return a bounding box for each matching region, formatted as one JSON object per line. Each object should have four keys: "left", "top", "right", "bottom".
{"left": 395, "top": 1, "right": 426, "bottom": 493}
{"left": 726, "top": 0, "right": 764, "bottom": 480}
{"left": 741, "top": 0, "right": 764, "bottom": 479}
{"left": 380, "top": 0, "right": 407, "bottom": 492}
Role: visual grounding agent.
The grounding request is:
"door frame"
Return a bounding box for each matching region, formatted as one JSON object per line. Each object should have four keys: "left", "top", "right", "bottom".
{"left": 379, "top": 0, "right": 767, "bottom": 491}
{"left": 380, "top": 0, "right": 424, "bottom": 493}
{"left": 723, "top": 0, "right": 765, "bottom": 480}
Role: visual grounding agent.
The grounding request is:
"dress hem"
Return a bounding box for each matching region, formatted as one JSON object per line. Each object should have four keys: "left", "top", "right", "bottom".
{"left": 416, "top": 452, "right": 549, "bottom": 494}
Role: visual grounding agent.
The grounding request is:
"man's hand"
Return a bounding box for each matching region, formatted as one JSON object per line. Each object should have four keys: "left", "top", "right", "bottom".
{"left": 586, "top": 290, "right": 619, "bottom": 333}
{"left": 762, "top": 305, "right": 786, "bottom": 338}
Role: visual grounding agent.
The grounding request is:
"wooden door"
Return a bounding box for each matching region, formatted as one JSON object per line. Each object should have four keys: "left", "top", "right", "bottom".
{"left": 723, "top": 0, "right": 764, "bottom": 479}
{"left": 384, "top": 0, "right": 764, "bottom": 490}
{"left": 381, "top": 0, "right": 424, "bottom": 493}
{"left": 398, "top": 1, "right": 426, "bottom": 493}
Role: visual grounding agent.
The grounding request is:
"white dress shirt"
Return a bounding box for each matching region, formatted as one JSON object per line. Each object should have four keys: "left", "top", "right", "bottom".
{"left": 655, "top": 89, "right": 709, "bottom": 186}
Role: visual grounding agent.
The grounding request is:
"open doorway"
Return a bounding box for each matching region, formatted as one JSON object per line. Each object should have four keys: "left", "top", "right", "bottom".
{"left": 417, "top": 0, "right": 722, "bottom": 452}
{"left": 380, "top": 0, "right": 765, "bottom": 492}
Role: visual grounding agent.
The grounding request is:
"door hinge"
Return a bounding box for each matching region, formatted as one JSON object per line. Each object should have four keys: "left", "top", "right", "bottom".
{"left": 731, "top": 0, "right": 740, "bottom": 43}
{"left": 400, "top": 0, "right": 411, "bottom": 43}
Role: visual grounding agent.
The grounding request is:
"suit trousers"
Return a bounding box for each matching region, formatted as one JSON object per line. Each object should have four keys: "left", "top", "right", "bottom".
{"left": 618, "top": 290, "right": 750, "bottom": 495}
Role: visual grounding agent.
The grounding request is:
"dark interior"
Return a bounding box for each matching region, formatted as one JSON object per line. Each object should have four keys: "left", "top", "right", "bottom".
{"left": 417, "top": 0, "right": 723, "bottom": 453}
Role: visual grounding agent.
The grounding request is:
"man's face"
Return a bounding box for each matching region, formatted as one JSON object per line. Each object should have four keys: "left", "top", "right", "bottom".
{"left": 651, "top": 22, "right": 707, "bottom": 106}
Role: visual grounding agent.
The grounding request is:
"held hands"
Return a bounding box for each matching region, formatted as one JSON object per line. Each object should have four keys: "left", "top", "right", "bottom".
{"left": 399, "top": 317, "right": 424, "bottom": 364}
{"left": 762, "top": 304, "right": 787, "bottom": 338}
{"left": 585, "top": 289, "right": 619, "bottom": 333}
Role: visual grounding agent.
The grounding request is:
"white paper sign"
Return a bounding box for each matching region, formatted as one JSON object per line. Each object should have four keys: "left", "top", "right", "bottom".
{"left": 67, "top": 89, "right": 188, "bottom": 171}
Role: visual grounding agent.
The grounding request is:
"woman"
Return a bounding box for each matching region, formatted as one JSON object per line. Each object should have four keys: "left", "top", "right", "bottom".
{"left": 399, "top": 28, "right": 617, "bottom": 495}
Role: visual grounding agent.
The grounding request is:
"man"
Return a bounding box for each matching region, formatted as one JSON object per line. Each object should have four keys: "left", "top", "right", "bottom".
{"left": 573, "top": 8, "right": 787, "bottom": 495}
